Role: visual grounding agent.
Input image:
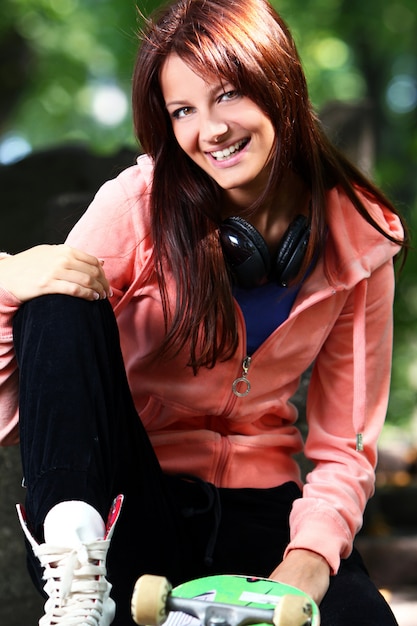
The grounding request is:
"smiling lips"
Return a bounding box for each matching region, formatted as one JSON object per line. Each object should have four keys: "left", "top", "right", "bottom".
{"left": 210, "top": 138, "right": 249, "bottom": 161}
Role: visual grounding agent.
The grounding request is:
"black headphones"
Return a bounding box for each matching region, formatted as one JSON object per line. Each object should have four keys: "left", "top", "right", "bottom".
{"left": 219, "top": 214, "right": 310, "bottom": 289}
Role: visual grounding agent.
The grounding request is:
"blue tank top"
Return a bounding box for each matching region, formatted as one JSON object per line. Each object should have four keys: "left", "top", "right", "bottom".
{"left": 233, "top": 282, "right": 301, "bottom": 354}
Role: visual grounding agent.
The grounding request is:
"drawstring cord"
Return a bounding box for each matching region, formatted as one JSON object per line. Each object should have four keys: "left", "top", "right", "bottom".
{"left": 203, "top": 486, "right": 221, "bottom": 567}
{"left": 177, "top": 474, "right": 222, "bottom": 567}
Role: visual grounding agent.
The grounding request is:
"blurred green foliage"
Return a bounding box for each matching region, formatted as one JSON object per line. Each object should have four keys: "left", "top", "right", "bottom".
{"left": 0, "top": 0, "right": 416, "bottom": 431}
{"left": 0, "top": 0, "right": 138, "bottom": 151}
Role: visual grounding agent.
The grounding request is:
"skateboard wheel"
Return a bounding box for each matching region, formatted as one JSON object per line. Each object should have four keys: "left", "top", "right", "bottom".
{"left": 131, "top": 574, "right": 172, "bottom": 626}
{"left": 273, "top": 594, "right": 315, "bottom": 626}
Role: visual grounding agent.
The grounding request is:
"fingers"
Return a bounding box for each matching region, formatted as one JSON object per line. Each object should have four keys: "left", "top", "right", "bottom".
{"left": 49, "top": 246, "right": 113, "bottom": 301}
{"left": 0, "top": 244, "right": 114, "bottom": 303}
{"left": 51, "top": 267, "right": 112, "bottom": 301}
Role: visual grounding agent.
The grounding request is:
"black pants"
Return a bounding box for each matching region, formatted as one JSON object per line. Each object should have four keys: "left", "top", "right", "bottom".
{"left": 13, "top": 295, "right": 398, "bottom": 626}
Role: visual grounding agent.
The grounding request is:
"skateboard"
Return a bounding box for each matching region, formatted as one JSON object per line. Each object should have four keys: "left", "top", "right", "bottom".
{"left": 131, "top": 574, "right": 320, "bottom": 626}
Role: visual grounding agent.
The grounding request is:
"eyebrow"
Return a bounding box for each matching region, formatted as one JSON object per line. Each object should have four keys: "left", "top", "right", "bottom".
{"left": 165, "top": 99, "right": 190, "bottom": 109}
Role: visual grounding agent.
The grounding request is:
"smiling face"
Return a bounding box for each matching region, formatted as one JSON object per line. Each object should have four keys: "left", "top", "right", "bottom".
{"left": 160, "top": 54, "right": 276, "bottom": 209}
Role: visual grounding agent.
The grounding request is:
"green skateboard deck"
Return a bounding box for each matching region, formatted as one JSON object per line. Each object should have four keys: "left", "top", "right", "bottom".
{"left": 132, "top": 574, "right": 320, "bottom": 626}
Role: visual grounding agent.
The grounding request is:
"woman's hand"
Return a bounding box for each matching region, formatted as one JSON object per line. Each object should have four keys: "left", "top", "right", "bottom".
{"left": 269, "top": 549, "right": 331, "bottom": 606}
{"left": 0, "top": 244, "right": 112, "bottom": 302}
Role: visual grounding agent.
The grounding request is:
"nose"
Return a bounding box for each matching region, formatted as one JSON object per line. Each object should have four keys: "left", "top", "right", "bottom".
{"left": 200, "top": 114, "right": 229, "bottom": 145}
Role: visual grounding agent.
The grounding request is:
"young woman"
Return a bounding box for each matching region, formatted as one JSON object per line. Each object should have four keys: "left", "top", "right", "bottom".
{"left": 0, "top": 0, "right": 408, "bottom": 624}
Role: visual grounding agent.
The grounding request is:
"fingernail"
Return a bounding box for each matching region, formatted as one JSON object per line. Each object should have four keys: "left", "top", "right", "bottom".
{"left": 93, "top": 292, "right": 100, "bottom": 300}
{"left": 109, "top": 287, "right": 114, "bottom": 297}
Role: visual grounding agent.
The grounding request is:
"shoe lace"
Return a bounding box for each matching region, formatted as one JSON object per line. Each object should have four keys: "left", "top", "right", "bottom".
{"left": 34, "top": 539, "right": 111, "bottom": 625}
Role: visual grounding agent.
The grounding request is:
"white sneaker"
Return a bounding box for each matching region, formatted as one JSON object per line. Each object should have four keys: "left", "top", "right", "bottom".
{"left": 17, "top": 495, "right": 124, "bottom": 626}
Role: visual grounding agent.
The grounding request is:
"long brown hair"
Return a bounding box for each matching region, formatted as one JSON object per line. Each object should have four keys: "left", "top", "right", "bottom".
{"left": 132, "top": 0, "right": 407, "bottom": 372}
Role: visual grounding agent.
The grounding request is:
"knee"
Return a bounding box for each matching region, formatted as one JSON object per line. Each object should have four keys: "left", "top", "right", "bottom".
{"left": 13, "top": 295, "right": 114, "bottom": 349}
{"left": 17, "top": 293, "right": 112, "bottom": 322}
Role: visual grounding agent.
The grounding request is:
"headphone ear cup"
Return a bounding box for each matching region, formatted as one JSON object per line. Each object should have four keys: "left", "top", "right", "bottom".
{"left": 220, "top": 214, "right": 310, "bottom": 289}
{"left": 275, "top": 215, "right": 310, "bottom": 286}
{"left": 219, "top": 217, "right": 270, "bottom": 288}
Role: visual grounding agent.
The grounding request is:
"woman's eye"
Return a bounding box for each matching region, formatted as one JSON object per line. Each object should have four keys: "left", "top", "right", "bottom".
{"left": 219, "top": 90, "right": 239, "bottom": 102}
{"left": 172, "top": 106, "right": 194, "bottom": 119}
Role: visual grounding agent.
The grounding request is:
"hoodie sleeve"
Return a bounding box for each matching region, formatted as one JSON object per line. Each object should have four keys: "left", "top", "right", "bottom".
{"left": 284, "top": 258, "right": 395, "bottom": 574}
{"left": 0, "top": 155, "right": 154, "bottom": 446}
{"left": 66, "top": 155, "right": 154, "bottom": 315}
{"left": 0, "top": 275, "right": 21, "bottom": 445}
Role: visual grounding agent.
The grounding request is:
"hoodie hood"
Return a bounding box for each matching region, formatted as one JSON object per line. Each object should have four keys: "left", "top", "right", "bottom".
{"left": 325, "top": 186, "right": 402, "bottom": 289}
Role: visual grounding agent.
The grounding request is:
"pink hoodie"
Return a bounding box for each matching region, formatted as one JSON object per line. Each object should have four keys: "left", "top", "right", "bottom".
{"left": 0, "top": 154, "right": 403, "bottom": 574}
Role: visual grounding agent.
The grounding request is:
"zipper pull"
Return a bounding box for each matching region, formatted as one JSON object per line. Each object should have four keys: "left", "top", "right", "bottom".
{"left": 232, "top": 356, "right": 252, "bottom": 397}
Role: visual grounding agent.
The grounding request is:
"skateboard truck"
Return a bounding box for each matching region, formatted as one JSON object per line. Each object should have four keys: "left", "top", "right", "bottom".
{"left": 167, "top": 595, "right": 313, "bottom": 626}
{"left": 132, "top": 575, "right": 313, "bottom": 626}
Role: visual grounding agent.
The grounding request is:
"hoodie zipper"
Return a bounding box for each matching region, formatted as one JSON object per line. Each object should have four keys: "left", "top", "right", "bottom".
{"left": 228, "top": 281, "right": 341, "bottom": 402}
{"left": 213, "top": 436, "right": 231, "bottom": 486}
{"left": 232, "top": 355, "right": 252, "bottom": 397}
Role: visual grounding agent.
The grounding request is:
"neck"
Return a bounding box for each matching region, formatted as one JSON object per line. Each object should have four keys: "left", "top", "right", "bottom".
{"left": 222, "top": 170, "right": 310, "bottom": 250}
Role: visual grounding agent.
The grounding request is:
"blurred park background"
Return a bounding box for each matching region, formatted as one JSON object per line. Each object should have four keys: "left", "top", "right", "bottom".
{"left": 0, "top": 0, "right": 416, "bottom": 624}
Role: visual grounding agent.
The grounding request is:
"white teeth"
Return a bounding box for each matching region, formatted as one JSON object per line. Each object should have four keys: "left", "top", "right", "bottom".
{"left": 211, "top": 139, "right": 247, "bottom": 161}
